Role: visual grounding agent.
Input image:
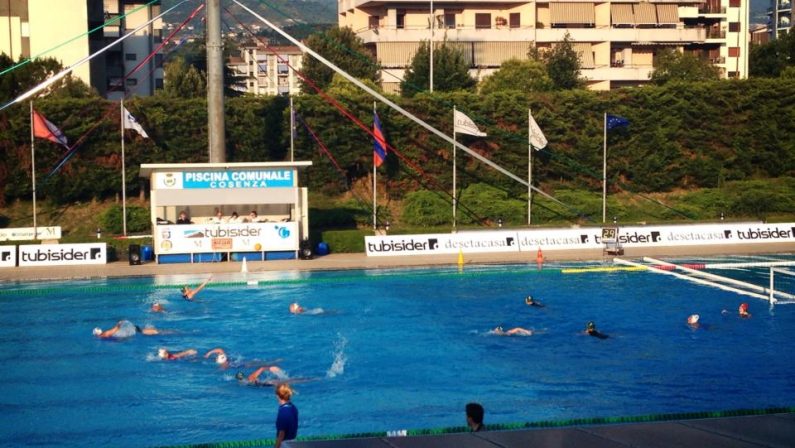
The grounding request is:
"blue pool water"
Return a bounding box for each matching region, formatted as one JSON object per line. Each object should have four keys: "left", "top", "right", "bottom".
{"left": 1, "top": 258, "right": 794, "bottom": 447}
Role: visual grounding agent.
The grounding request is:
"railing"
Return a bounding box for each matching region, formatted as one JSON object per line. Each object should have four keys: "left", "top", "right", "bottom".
{"left": 706, "top": 30, "right": 726, "bottom": 39}
{"left": 698, "top": 6, "right": 726, "bottom": 14}
{"left": 710, "top": 56, "right": 726, "bottom": 64}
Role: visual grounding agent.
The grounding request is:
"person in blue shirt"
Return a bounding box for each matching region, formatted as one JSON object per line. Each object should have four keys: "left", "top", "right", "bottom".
{"left": 275, "top": 383, "right": 298, "bottom": 447}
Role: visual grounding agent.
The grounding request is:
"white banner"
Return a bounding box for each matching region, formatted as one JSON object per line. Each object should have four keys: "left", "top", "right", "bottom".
{"left": 18, "top": 243, "right": 106, "bottom": 266}
{"left": 0, "top": 226, "right": 62, "bottom": 241}
{"left": 0, "top": 246, "right": 16, "bottom": 267}
{"left": 155, "top": 222, "right": 299, "bottom": 254}
{"left": 366, "top": 223, "right": 795, "bottom": 256}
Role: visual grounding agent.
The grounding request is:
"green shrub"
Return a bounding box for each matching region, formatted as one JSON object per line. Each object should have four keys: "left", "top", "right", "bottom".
{"left": 401, "top": 190, "right": 451, "bottom": 226}
{"left": 100, "top": 204, "right": 150, "bottom": 235}
{"left": 458, "top": 183, "right": 525, "bottom": 225}
{"left": 318, "top": 229, "right": 368, "bottom": 253}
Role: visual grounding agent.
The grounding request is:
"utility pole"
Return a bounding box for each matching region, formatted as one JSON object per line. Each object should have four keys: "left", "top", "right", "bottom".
{"left": 206, "top": 0, "right": 225, "bottom": 162}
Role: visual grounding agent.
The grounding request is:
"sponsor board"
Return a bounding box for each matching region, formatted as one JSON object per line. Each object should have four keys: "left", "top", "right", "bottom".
{"left": 366, "top": 223, "right": 795, "bottom": 256}
{"left": 365, "top": 232, "right": 520, "bottom": 256}
{"left": 0, "top": 226, "right": 62, "bottom": 241}
{"left": 18, "top": 243, "right": 106, "bottom": 266}
{"left": 0, "top": 246, "right": 16, "bottom": 267}
{"left": 156, "top": 222, "right": 298, "bottom": 254}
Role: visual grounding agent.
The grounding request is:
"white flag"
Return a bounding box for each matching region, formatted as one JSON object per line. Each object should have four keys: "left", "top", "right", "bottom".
{"left": 453, "top": 109, "right": 487, "bottom": 137}
{"left": 528, "top": 111, "right": 547, "bottom": 150}
{"left": 122, "top": 106, "right": 149, "bottom": 139}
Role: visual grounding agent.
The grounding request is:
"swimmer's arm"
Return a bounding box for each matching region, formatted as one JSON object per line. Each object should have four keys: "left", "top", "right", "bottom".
{"left": 99, "top": 322, "right": 122, "bottom": 338}
{"left": 204, "top": 348, "right": 225, "bottom": 358}
{"left": 173, "top": 349, "right": 197, "bottom": 359}
{"left": 192, "top": 276, "right": 213, "bottom": 295}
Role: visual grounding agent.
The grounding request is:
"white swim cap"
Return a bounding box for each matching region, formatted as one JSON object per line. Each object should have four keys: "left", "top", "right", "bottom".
{"left": 216, "top": 354, "right": 228, "bottom": 364}
{"left": 93, "top": 327, "right": 102, "bottom": 336}
{"left": 158, "top": 348, "right": 167, "bottom": 359}
{"left": 688, "top": 314, "right": 700, "bottom": 324}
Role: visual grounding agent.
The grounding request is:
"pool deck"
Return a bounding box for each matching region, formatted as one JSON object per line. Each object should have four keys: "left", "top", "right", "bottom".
{"left": 287, "top": 412, "right": 795, "bottom": 448}
{"left": 2, "top": 242, "right": 795, "bottom": 282}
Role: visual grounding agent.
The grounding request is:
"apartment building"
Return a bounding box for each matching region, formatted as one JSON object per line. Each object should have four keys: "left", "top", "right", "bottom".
{"left": 338, "top": 0, "right": 749, "bottom": 91}
{"left": 769, "top": 0, "right": 791, "bottom": 39}
{"left": 0, "top": 0, "right": 163, "bottom": 98}
{"left": 228, "top": 44, "right": 303, "bottom": 96}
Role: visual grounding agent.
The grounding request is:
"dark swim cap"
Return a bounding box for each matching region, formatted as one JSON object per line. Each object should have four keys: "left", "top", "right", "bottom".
{"left": 235, "top": 372, "right": 244, "bottom": 380}
{"left": 587, "top": 321, "right": 595, "bottom": 330}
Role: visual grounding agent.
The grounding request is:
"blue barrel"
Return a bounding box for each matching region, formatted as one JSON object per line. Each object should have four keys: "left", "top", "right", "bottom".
{"left": 141, "top": 245, "right": 153, "bottom": 261}
{"left": 316, "top": 242, "right": 330, "bottom": 256}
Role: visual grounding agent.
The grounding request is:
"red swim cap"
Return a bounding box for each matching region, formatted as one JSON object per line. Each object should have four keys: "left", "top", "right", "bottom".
{"left": 740, "top": 303, "right": 749, "bottom": 311}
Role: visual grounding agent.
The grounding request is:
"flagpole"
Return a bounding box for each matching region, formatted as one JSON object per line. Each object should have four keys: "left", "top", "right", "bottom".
{"left": 121, "top": 100, "right": 127, "bottom": 236}
{"left": 452, "top": 106, "right": 457, "bottom": 231}
{"left": 373, "top": 101, "right": 377, "bottom": 232}
{"left": 602, "top": 112, "right": 607, "bottom": 224}
{"left": 289, "top": 96, "right": 295, "bottom": 162}
{"left": 528, "top": 109, "right": 532, "bottom": 226}
{"left": 30, "top": 101, "right": 37, "bottom": 237}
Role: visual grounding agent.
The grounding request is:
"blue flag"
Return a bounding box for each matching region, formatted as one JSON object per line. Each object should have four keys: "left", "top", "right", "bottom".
{"left": 373, "top": 111, "right": 387, "bottom": 168}
{"left": 606, "top": 114, "right": 630, "bottom": 130}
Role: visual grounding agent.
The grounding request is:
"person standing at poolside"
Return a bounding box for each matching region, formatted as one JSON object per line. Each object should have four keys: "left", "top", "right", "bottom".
{"left": 465, "top": 402, "right": 485, "bottom": 432}
{"left": 274, "top": 383, "right": 298, "bottom": 448}
{"left": 181, "top": 276, "right": 212, "bottom": 301}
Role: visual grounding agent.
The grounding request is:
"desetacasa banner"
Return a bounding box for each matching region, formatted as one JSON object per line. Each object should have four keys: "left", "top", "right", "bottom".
{"left": 365, "top": 223, "right": 795, "bottom": 256}
{"left": 0, "top": 226, "right": 62, "bottom": 241}
{"left": 18, "top": 243, "right": 106, "bottom": 266}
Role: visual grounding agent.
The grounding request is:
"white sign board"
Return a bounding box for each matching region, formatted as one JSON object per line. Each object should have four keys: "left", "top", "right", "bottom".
{"left": 0, "top": 226, "right": 62, "bottom": 241}
{"left": 0, "top": 246, "right": 16, "bottom": 267}
{"left": 366, "top": 223, "right": 795, "bottom": 256}
{"left": 155, "top": 222, "right": 299, "bottom": 254}
{"left": 18, "top": 243, "right": 107, "bottom": 266}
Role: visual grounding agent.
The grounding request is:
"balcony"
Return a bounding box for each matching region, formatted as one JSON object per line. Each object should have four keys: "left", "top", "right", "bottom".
{"left": 698, "top": 5, "right": 726, "bottom": 15}
{"left": 538, "top": 27, "right": 705, "bottom": 43}
{"left": 705, "top": 29, "right": 726, "bottom": 39}
{"left": 584, "top": 65, "right": 654, "bottom": 82}
{"left": 358, "top": 25, "right": 533, "bottom": 43}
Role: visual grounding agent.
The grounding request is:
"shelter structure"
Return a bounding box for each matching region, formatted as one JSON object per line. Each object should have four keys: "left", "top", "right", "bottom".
{"left": 139, "top": 162, "right": 311, "bottom": 263}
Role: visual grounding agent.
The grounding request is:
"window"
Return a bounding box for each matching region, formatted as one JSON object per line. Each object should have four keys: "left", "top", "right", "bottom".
{"left": 125, "top": 53, "right": 137, "bottom": 61}
{"left": 475, "top": 13, "right": 491, "bottom": 29}
{"left": 728, "top": 22, "right": 740, "bottom": 32}
{"left": 728, "top": 47, "right": 740, "bottom": 57}
{"left": 444, "top": 13, "right": 456, "bottom": 29}
{"left": 729, "top": 0, "right": 740, "bottom": 6}
{"left": 369, "top": 16, "right": 379, "bottom": 29}
{"left": 277, "top": 64, "right": 289, "bottom": 75}
{"left": 509, "top": 13, "right": 520, "bottom": 28}
{"left": 154, "top": 54, "right": 163, "bottom": 68}
{"left": 126, "top": 78, "right": 137, "bottom": 86}
{"left": 155, "top": 78, "right": 163, "bottom": 89}
{"left": 397, "top": 11, "right": 405, "bottom": 29}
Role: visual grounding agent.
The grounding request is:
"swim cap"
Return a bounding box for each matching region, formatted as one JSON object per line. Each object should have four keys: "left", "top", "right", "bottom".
{"left": 687, "top": 314, "right": 700, "bottom": 325}
{"left": 525, "top": 295, "right": 533, "bottom": 304}
{"left": 587, "top": 321, "right": 595, "bottom": 330}
{"left": 235, "top": 372, "right": 244, "bottom": 380}
{"left": 216, "top": 354, "right": 227, "bottom": 364}
{"left": 93, "top": 327, "right": 102, "bottom": 336}
{"left": 740, "top": 303, "right": 749, "bottom": 311}
{"left": 158, "top": 348, "right": 167, "bottom": 359}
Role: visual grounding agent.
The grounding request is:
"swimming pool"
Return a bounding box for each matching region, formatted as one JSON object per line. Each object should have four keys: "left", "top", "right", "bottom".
{"left": 1, "top": 257, "right": 794, "bottom": 447}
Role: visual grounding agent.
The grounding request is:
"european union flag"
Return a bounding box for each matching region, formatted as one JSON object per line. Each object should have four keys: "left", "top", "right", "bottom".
{"left": 373, "top": 111, "right": 387, "bottom": 168}
{"left": 606, "top": 114, "right": 630, "bottom": 130}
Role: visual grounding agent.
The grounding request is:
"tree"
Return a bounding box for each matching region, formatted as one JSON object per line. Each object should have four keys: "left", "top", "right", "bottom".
{"left": 0, "top": 53, "right": 95, "bottom": 99}
{"left": 749, "top": 30, "right": 795, "bottom": 78}
{"left": 479, "top": 58, "right": 553, "bottom": 94}
{"left": 300, "top": 27, "right": 378, "bottom": 94}
{"left": 543, "top": 34, "right": 585, "bottom": 90}
{"left": 401, "top": 41, "right": 475, "bottom": 97}
{"left": 650, "top": 48, "right": 721, "bottom": 85}
{"left": 162, "top": 56, "right": 207, "bottom": 98}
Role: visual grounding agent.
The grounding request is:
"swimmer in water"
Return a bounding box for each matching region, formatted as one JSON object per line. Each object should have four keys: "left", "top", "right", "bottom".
{"left": 585, "top": 321, "right": 609, "bottom": 339}
{"left": 151, "top": 302, "right": 164, "bottom": 313}
{"left": 289, "top": 303, "right": 304, "bottom": 314}
{"left": 687, "top": 314, "right": 700, "bottom": 328}
{"left": 93, "top": 320, "right": 159, "bottom": 338}
{"left": 493, "top": 326, "right": 533, "bottom": 336}
{"left": 158, "top": 348, "right": 197, "bottom": 360}
{"left": 204, "top": 348, "right": 230, "bottom": 368}
{"left": 235, "top": 365, "right": 287, "bottom": 387}
{"left": 738, "top": 302, "right": 751, "bottom": 318}
{"left": 525, "top": 295, "right": 544, "bottom": 307}
{"left": 181, "top": 276, "right": 212, "bottom": 301}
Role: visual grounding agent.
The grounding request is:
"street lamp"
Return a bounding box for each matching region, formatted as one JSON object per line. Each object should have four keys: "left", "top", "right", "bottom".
{"left": 720, "top": 212, "right": 725, "bottom": 221}
{"left": 612, "top": 216, "right": 617, "bottom": 225}
{"left": 497, "top": 218, "right": 503, "bottom": 228}
{"left": 385, "top": 220, "right": 391, "bottom": 232}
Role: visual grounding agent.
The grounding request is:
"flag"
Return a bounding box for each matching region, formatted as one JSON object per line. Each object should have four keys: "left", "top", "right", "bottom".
{"left": 122, "top": 106, "right": 149, "bottom": 138}
{"left": 453, "top": 109, "right": 487, "bottom": 137}
{"left": 373, "top": 111, "right": 387, "bottom": 168}
{"left": 606, "top": 114, "right": 630, "bottom": 130}
{"left": 32, "top": 109, "right": 68, "bottom": 148}
{"left": 528, "top": 112, "right": 547, "bottom": 150}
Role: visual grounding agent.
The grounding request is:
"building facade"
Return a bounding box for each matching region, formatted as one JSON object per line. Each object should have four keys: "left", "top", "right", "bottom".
{"left": 228, "top": 44, "right": 303, "bottom": 96}
{"left": 768, "top": 0, "right": 791, "bottom": 39}
{"left": 338, "top": 0, "right": 750, "bottom": 91}
{"left": 0, "top": 0, "right": 163, "bottom": 98}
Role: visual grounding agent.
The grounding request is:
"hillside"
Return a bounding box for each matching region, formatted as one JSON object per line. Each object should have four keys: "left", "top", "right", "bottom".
{"left": 162, "top": 0, "right": 337, "bottom": 27}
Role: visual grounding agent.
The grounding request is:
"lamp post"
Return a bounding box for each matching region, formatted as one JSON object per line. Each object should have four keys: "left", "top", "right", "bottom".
{"left": 612, "top": 216, "right": 618, "bottom": 225}
{"left": 385, "top": 220, "right": 391, "bottom": 233}
{"left": 497, "top": 218, "right": 503, "bottom": 228}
